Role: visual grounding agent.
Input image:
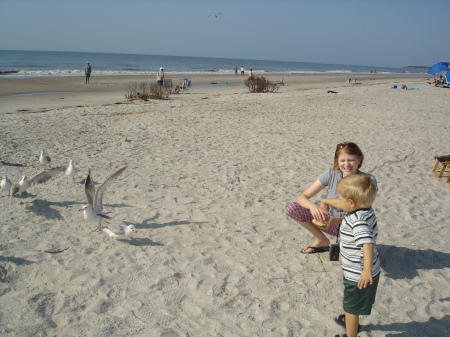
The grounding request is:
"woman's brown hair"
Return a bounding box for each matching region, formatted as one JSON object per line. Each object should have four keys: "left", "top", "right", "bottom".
{"left": 332, "top": 142, "right": 364, "bottom": 170}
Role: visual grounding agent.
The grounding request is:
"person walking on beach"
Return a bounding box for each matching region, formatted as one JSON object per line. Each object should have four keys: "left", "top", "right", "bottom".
{"left": 157, "top": 67, "right": 164, "bottom": 93}
{"left": 285, "top": 142, "right": 377, "bottom": 254}
{"left": 234, "top": 65, "right": 238, "bottom": 76}
{"left": 241, "top": 66, "right": 245, "bottom": 76}
{"left": 84, "top": 62, "right": 92, "bottom": 84}
{"left": 319, "top": 174, "right": 380, "bottom": 337}
{"left": 248, "top": 69, "right": 253, "bottom": 77}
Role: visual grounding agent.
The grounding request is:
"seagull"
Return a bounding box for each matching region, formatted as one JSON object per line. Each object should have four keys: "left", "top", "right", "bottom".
{"left": 208, "top": 12, "right": 222, "bottom": 18}
{"left": 65, "top": 160, "right": 77, "bottom": 183}
{"left": 103, "top": 220, "right": 137, "bottom": 240}
{"left": 10, "top": 167, "right": 65, "bottom": 198}
{"left": 1, "top": 175, "right": 12, "bottom": 197}
{"left": 39, "top": 150, "right": 52, "bottom": 168}
{"left": 82, "top": 166, "right": 127, "bottom": 231}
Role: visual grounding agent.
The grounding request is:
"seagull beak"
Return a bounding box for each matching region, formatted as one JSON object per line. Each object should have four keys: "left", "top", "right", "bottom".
{"left": 132, "top": 229, "right": 138, "bottom": 233}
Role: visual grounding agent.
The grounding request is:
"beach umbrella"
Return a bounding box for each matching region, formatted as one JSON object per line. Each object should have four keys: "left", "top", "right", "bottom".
{"left": 427, "top": 62, "right": 449, "bottom": 75}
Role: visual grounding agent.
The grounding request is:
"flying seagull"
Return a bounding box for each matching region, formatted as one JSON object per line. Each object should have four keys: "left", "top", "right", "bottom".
{"left": 82, "top": 166, "right": 127, "bottom": 231}
{"left": 208, "top": 13, "right": 222, "bottom": 18}
{"left": 10, "top": 167, "right": 65, "bottom": 198}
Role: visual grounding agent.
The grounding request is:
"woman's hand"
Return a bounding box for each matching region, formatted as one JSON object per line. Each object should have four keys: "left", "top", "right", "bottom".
{"left": 310, "top": 205, "right": 329, "bottom": 223}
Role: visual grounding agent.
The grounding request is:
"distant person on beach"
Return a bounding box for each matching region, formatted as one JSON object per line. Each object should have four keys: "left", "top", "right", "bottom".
{"left": 157, "top": 67, "right": 164, "bottom": 93}
{"left": 428, "top": 75, "right": 444, "bottom": 87}
{"left": 248, "top": 69, "right": 253, "bottom": 77}
{"left": 84, "top": 62, "right": 92, "bottom": 84}
{"left": 241, "top": 66, "right": 244, "bottom": 76}
{"left": 320, "top": 174, "right": 380, "bottom": 337}
{"left": 285, "top": 142, "right": 377, "bottom": 254}
{"left": 234, "top": 65, "right": 238, "bottom": 76}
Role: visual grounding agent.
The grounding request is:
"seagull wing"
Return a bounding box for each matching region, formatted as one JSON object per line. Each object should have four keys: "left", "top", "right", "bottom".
{"left": 84, "top": 169, "right": 96, "bottom": 206}
{"left": 93, "top": 166, "right": 127, "bottom": 213}
{"left": 110, "top": 219, "right": 127, "bottom": 231}
{"left": 29, "top": 167, "right": 65, "bottom": 186}
{"left": 98, "top": 213, "right": 112, "bottom": 220}
{"left": 103, "top": 228, "right": 123, "bottom": 238}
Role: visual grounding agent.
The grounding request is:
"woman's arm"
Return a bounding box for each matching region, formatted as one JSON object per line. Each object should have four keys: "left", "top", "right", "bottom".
{"left": 296, "top": 179, "right": 328, "bottom": 222}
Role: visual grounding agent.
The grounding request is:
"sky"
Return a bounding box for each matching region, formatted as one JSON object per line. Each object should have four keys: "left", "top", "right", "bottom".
{"left": 1, "top": 0, "right": 449, "bottom": 68}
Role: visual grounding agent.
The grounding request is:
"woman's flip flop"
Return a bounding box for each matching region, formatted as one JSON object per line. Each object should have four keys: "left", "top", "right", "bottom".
{"left": 301, "top": 246, "right": 330, "bottom": 254}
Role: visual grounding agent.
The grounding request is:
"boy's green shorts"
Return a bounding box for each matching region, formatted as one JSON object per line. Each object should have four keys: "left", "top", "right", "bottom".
{"left": 343, "top": 274, "right": 380, "bottom": 315}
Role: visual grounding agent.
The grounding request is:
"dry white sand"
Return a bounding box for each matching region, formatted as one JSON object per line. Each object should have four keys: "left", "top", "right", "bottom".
{"left": 0, "top": 75, "right": 449, "bottom": 336}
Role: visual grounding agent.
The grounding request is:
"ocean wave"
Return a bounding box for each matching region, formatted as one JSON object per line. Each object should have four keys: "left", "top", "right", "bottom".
{"left": 0, "top": 68, "right": 421, "bottom": 78}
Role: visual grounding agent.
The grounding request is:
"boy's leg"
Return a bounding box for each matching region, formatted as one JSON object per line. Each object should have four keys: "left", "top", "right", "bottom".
{"left": 344, "top": 312, "right": 359, "bottom": 337}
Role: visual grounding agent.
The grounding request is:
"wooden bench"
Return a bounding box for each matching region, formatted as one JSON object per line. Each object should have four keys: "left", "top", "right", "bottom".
{"left": 432, "top": 155, "right": 450, "bottom": 184}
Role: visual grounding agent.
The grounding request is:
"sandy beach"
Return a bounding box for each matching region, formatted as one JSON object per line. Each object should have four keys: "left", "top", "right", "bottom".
{"left": 0, "top": 74, "right": 449, "bottom": 336}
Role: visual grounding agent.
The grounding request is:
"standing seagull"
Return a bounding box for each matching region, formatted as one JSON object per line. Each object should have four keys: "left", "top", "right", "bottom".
{"left": 103, "top": 220, "right": 137, "bottom": 240}
{"left": 39, "top": 150, "right": 52, "bottom": 168}
{"left": 82, "top": 166, "right": 127, "bottom": 231}
{"left": 1, "top": 175, "right": 12, "bottom": 197}
{"left": 208, "top": 12, "right": 222, "bottom": 18}
{"left": 10, "top": 167, "right": 65, "bottom": 198}
{"left": 65, "top": 160, "right": 77, "bottom": 183}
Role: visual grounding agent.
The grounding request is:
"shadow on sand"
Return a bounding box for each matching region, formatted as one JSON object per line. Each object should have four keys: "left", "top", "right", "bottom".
{"left": 378, "top": 244, "right": 450, "bottom": 280}
{"left": 369, "top": 314, "right": 449, "bottom": 336}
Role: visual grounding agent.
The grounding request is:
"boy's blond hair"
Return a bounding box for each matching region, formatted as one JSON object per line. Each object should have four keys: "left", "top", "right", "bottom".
{"left": 337, "top": 174, "right": 377, "bottom": 208}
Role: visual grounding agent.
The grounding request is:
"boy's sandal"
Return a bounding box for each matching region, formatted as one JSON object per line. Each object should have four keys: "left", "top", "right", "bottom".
{"left": 301, "top": 246, "right": 330, "bottom": 254}
{"left": 334, "top": 314, "right": 361, "bottom": 332}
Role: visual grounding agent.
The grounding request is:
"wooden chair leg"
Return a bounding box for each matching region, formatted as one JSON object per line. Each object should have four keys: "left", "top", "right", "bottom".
{"left": 432, "top": 160, "right": 440, "bottom": 176}
{"left": 440, "top": 163, "right": 449, "bottom": 178}
{"left": 432, "top": 161, "right": 448, "bottom": 178}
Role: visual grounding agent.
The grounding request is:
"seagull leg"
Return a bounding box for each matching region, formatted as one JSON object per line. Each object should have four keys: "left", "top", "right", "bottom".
{"left": 93, "top": 222, "right": 103, "bottom": 232}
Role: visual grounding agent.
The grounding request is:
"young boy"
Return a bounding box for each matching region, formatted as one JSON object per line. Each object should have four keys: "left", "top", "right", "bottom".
{"left": 319, "top": 174, "right": 380, "bottom": 337}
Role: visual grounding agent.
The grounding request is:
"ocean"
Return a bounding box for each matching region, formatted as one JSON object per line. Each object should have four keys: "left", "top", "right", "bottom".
{"left": 0, "top": 50, "right": 426, "bottom": 78}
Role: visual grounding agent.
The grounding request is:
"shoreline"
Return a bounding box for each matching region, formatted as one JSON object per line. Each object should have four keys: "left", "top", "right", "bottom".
{"left": 0, "top": 74, "right": 427, "bottom": 113}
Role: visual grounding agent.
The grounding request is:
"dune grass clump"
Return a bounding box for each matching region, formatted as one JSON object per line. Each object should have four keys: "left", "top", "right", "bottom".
{"left": 126, "top": 82, "right": 169, "bottom": 100}
{"left": 245, "top": 76, "right": 279, "bottom": 93}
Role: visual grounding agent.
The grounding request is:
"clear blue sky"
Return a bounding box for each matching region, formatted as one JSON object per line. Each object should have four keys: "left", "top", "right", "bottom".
{"left": 1, "top": 0, "right": 449, "bottom": 68}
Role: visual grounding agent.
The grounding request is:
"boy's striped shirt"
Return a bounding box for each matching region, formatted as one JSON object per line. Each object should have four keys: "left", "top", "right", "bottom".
{"left": 340, "top": 207, "right": 380, "bottom": 282}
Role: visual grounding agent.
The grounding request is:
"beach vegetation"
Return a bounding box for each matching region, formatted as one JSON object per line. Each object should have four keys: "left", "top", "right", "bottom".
{"left": 126, "top": 82, "right": 169, "bottom": 100}
{"left": 245, "top": 76, "right": 279, "bottom": 93}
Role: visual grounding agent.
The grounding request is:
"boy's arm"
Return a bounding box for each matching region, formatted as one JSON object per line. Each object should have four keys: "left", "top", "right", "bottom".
{"left": 320, "top": 198, "right": 344, "bottom": 211}
{"left": 319, "top": 198, "right": 345, "bottom": 227}
{"left": 358, "top": 243, "right": 374, "bottom": 289}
